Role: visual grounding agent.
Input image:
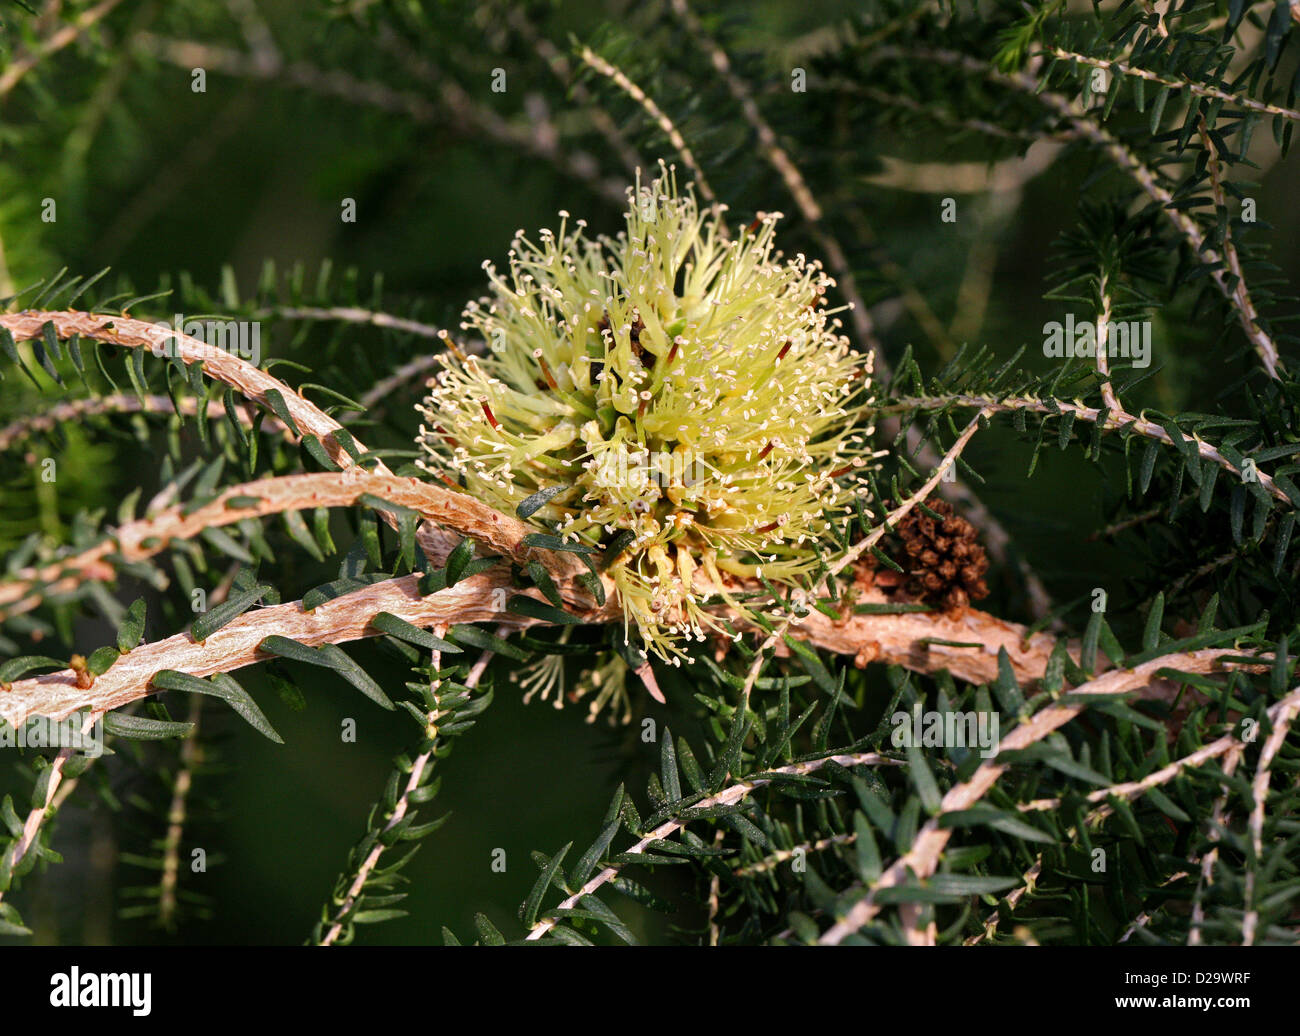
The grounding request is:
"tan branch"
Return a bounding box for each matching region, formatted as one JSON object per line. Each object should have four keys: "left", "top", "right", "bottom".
{"left": 0, "top": 469, "right": 567, "bottom": 623}
{"left": 817, "top": 647, "right": 1268, "bottom": 944}
{"left": 1047, "top": 47, "right": 1300, "bottom": 124}
{"left": 1243, "top": 688, "right": 1300, "bottom": 944}
{"left": 525, "top": 751, "right": 898, "bottom": 941}
{"left": 1197, "top": 117, "right": 1279, "bottom": 379}
{"left": 736, "top": 410, "right": 991, "bottom": 711}
{"left": 0, "top": 392, "right": 287, "bottom": 454}
{"left": 0, "top": 710, "right": 103, "bottom": 918}
{"left": 734, "top": 832, "right": 857, "bottom": 878}
{"left": 0, "top": 571, "right": 537, "bottom": 726}
{"left": 1095, "top": 283, "right": 1120, "bottom": 413}
{"left": 0, "top": 309, "right": 472, "bottom": 567}
{"left": 1189, "top": 746, "right": 1242, "bottom": 946}
{"left": 977, "top": 691, "right": 1300, "bottom": 945}
{"left": 888, "top": 393, "right": 1292, "bottom": 506}
{"left": 576, "top": 47, "right": 716, "bottom": 206}
{"left": 0, "top": 311, "right": 381, "bottom": 473}
{"left": 158, "top": 694, "right": 203, "bottom": 929}
{"left": 1021, "top": 687, "right": 1300, "bottom": 813}
{"left": 0, "top": 0, "right": 126, "bottom": 101}
{"left": 317, "top": 641, "right": 497, "bottom": 946}
{"left": 964, "top": 856, "right": 1043, "bottom": 944}
{"left": 1, "top": 556, "right": 1073, "bottom": 728}
{"left": 255, "top": 305, "right": 446, "bottom": 341}
{"left": 873, "top": 46, "right": 1286, "bottom": 379}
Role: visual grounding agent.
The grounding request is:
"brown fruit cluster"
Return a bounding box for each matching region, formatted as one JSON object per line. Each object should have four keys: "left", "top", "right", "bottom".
{"left": 895, "top": 498, "right": 990, "bottom": 610}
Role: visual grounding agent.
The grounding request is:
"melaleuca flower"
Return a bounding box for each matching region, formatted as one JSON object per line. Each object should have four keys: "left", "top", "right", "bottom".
{"left": 416, "top": 166, "right": 876, "bottom": 661}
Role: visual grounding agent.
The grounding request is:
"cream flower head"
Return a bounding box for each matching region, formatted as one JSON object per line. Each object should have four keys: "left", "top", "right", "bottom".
{"left": 417, "top": 166, "right": 875, "bottom": 660}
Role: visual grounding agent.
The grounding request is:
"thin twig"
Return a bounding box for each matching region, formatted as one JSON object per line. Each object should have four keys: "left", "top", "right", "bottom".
{"left": 1189, "top": 747, "right": 1242, "bottom": 946}
{"left": 158, "top": 693, "right": 203, "bottom": 929}
{"left": 816, "top": 648, "right": 1270, "bottom": 944}
{"left": 317, "top": 639, "right": 497, "bottom": 945}
{"left": 1242, "top": 689, "right": 1300, "bottom": 944}
{"left": 883, "top": 393, "right": 1293, "bottom": 506}
{"left": 880, "top": 45, "right": 1285, "bottom": 379}
{"left": 0, "top": 393, "right": 285, "bottom": 454}
{"left": 523, "top": 751, "right": 897, "bottom": 941}
{"left": 576, "top": 47, "right": 718, "bottom": 205}
{"left": 1019, "top": 688, "right": 1300, "bottom": 813}
{"left": 737, "top": 410, "right": 990, "bottom": 712}
{"left": 1046, "top": 47, "right": 1300, "bottom": 124}
{"left": 256, "top": 305, "right": 446, "bottom": 340}
{"left": 733, "top": 832, "right": 857, "bottom": 878}
{"left": 0, "top": 0, "right": 126, "bottom": 101}
{"left": 0, "top": 710, "right": 103, "bottom": 917}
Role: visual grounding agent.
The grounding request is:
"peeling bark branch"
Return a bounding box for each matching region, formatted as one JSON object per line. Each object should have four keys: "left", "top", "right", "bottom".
{"left": 0, "top": 572, "right": 533, "bottom": 726}
{"left": 817, "top": 648, "right": 1270, "bottom": 944}
{"left": 0, "top": 309, "right": 452, "bottom": 568}
{"left": 1, "top": 311, "right": 380, "bottom": 473}
{"left": 1, "top": 409, "right": 1065, "bottom": 726}
{"left": 0, "top": 564, "right": 1061, "bottom": 727}
{"left": 0, "top": 469, "right": 578, "bottom": 623}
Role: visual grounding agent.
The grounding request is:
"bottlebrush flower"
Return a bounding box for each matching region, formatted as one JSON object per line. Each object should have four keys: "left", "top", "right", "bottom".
{"left": 416, "top": 166, "right": 876, "bottom": 661}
